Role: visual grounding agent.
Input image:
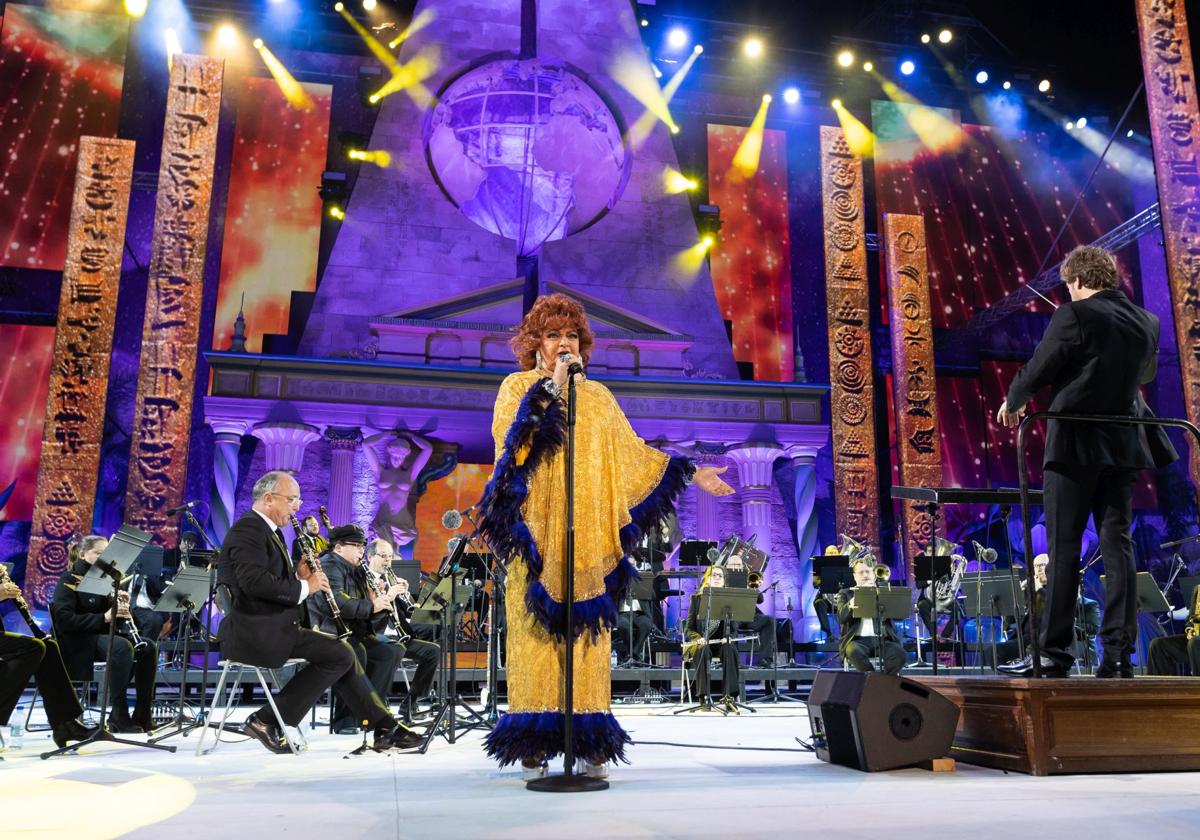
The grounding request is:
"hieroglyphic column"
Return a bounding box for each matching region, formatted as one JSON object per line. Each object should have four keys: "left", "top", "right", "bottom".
{"left": 1136, "top": 0, "right": 1200, "bottom": 481}
{"left": 820, "top": 126, "right": 881, "bottom": 555}
{"left": 123, "top": 54, "right": 224, "bottom": 545}
{"left": 883, "top": 213, "right": 942, "bottom": 575}
{"left": 25, "top": 138, "right": 135, "bottom": 607}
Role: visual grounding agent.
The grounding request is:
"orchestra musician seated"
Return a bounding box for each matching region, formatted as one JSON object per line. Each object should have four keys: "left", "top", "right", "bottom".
{"left": 837, "top": 559, "right": 906, "bottom": 675}
{"left": 216, "top": 471, "right": 420, "bottom": 753}
{"left": 614, "top": 556, "right": 655, "bottom": 665}
{"left": 51, "top": 535, "right": 158, "bottom": 733}
{"left": 684, "top": 565, "right": 742, "bottom": 702}
{"left": 989, "top": 554, "right": 1100, "bottom": 670}
{"left": 1148, "top": 582, "right": 1200, "bottom": 676}
{"left": 1, "top": 577, "right": 97, "bottom": 748}
{"left": 307, "top": 524, "right": 405, "bottom": 735}
{"left": 364, "top": 538, "right": 440, "bottom": 718}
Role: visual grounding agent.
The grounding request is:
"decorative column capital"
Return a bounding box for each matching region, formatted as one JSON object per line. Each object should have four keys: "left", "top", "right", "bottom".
{"left": 208, "top": 418, "right": 250, "bottom": 440}
{"left": 324, "top": 426, "right": 363, "bottom": 450}
{"left": 725, "top": 443, "right": 786, "bottom": 487}
{"left": 785, "top": 443, "right": 820, "bottom": 465}
{"left": 251, "top": 422, "right": 322, "bottom": 473}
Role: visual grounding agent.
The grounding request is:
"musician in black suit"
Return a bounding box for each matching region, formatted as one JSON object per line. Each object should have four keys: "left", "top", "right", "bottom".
{"left": 990, "top": 554, "right": 1101, "bottom": 668}
{"left": 684, "top": 565, "right": 741, "bottom": 701}
{"left": 216, "top": 471, "right": 419, "bottom": 753}
{"left": 51, "top": 535, "right": 158, "bottom": 733}
{"left": 309, "top": 525, "right": 405, "bottom": 733}
{"left": 837, "top": 560, "right": 905, "bottom": 675}
{"left": 0, "top": 580, "right": 96, "bottom": 748}
{"left": 997, "top": 245, "right": 1177, "bottom": 678}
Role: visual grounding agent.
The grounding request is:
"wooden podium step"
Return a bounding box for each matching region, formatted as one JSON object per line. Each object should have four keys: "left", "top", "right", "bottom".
{"left": 915, "top": 675, "right": 1200, "bottom": 775}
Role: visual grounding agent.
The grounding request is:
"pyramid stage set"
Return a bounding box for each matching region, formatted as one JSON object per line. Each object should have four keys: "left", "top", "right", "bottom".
{"left": 3, "top": 0, "right": 1200, "bottom": 835}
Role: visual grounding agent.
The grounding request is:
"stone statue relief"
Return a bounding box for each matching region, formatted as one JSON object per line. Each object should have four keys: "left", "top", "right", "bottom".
{"left": 362, "top": 430, "right": 434, "bottom": 549}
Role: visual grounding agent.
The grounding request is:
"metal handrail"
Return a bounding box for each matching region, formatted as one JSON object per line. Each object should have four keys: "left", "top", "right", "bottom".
{"left": 1016, "top": 410, "right": 1197, "bottom": 677}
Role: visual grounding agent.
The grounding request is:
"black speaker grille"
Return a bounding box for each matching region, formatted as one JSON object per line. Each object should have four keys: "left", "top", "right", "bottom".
{"left": 889, "top": 703, "right": 923, "bottom": 741}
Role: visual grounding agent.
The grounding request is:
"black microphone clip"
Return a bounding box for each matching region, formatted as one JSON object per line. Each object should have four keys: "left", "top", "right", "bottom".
{"left": 167, "top": 500, "right": 197, "bottom": 515}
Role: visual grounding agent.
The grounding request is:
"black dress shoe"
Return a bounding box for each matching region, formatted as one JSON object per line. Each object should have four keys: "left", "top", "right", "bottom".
{"left": 243, "top": 714, "right": 291, "bottom": 754}
{"left": 109, "top": 717, "right": 145, "bottom": 734}
{"left": 132, "top": 715, "right": 156, "bottom": 733}
{"left": 52, "top": 718, "right": 99, "bottom": 749}
{"left": 997, "top": 654, "right": 1071, "bottom": 678}
{"left": 373, "top": 721, "right": 423, "bottom": 751}
{"left": 1095, "top": 657, "right": 1134, "bottom": 678}
{"left": 334, "top": 723, "right": 361, "bottom": 736}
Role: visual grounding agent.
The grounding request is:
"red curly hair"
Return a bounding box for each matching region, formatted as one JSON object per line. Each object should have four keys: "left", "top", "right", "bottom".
{"left": 509, "top": 293, "right": 595, "bottom": 371}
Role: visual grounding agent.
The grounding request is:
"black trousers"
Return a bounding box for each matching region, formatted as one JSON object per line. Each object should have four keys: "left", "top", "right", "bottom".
{"left": 332, "top": 636, "right": 402, "bottom": 729}
{"left": 264, "top": 628, "right": 391, "bottom": 729}
{"left": 96, "top": 635, "right": 157, "bottom": 719}
{"left": 0, "top": 634, "right": 84, "bottom": 727}
{"left": 614, "top": 612, "right": 653, "bottom": 661}
{"left": 844, "top": 636, "right": 906, "bottom": 675}
{"left": 691, "top": 642, "right": 740, "bottom": 700}
{"left": 1043, "top": 464, "right": 1136, "bottom": 665}
{"left": 741, "top": 612, "right": 777, "bottom": 663}
{"left": 1147, "top": 634, "right": 1200, "bottom": 675}
{"left": 395, "top": 636, "right": 439, "bottom": 699}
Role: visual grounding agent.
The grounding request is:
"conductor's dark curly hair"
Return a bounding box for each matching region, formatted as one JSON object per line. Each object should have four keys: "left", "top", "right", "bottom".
{"left": 509, "top": 293, "right": 595, "bottom": 371}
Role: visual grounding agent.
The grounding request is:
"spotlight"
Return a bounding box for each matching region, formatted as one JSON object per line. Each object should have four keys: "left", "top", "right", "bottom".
{"left": 837, "top": 49, "right": 854, "bottom": 68}
{"left": 783, "top": 87, "right": 800, "bottom": 105}
{"left": 667, "top": 27, "right": 689, "bottom": 49}
{"left": 216, "top": 24, "right": 240, "bottom": 49}
{"left": 165, "top": 28, "right": 182, "bottom": 70}
{"left": 334, "top": 2, "right": 344, "bottom": 11}
{"left": 1038, "top": 79, "right": 1051, "bottom": 93}
{"left": 975, "top": 70, "right": 988, "bottom": 85}
{"left": 744, "top": 37, "right": 764, "bottom": 58}
{"left": 693, "top": 44, "right": 704, "bottom": 54}
{"left": 831, "top": 98, "right": 843, "bottom": 109}
{"left": 253, "top": 37, "right": 264, "bottom": 49}
{"left": 363, "top": 0, "right": 377, "bottom": 9}
{"left": 124, "top": 0, "right": 148, "bottom": 18}
{"left": 665, "top": 170, "right": 699, "bottom": 193}
{"left": 1065, "top": 121, "right": 1074, "bottom": 130}
{"left": 1077, "top": 116, "right": 1087, "bottom": 128}
{"left": 328, "top": 206, "right": 346, "bottom": 220}
{"left": 653, "top": 66, "right": 663, "bottom": 79}
{"left": 762, "top": 93, "right": 772, "bottom": 103}
{"left": 862, "top": 61, "right": 874, "bottom": 72}
{"left": 1002, "top": 80, "right": 1012, "bottom": 90}
{"left": 938, "top": 29, "right": 953, "bottom": 44}
{"left": 920, "top": 33, "right": 931, "bottom": 44}
{"left": 1126, "top": 129, "right": 1134, "bottom": 138}
{"left": 700, "top": 234, "right": 715, "bottom": 251}
{"left": 900, "top": 59, "right": 915, "bottom": 76}
{"left": 670, "top": 125, "right": 680, "bottom": 134}
{"left": 640, "top": 19, "right": 649, "bottom": 27}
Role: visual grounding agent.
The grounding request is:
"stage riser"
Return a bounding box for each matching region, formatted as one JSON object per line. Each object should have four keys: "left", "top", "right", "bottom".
{"left": 918, "top": 676, "right": 1200, "bottom": 775}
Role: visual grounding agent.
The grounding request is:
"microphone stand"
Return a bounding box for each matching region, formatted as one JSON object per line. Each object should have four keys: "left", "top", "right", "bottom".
{"left": 528, "top": 366, "right": 607, "bottom": 792}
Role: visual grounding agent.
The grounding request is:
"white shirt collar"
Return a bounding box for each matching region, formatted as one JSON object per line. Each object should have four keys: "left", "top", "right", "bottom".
{"left": 253, "top": 508, "right": 281, "bottom": 534}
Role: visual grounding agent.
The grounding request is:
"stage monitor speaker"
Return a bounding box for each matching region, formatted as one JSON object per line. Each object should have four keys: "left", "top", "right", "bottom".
{"left": 807, "top": 670, "right": 959, "bottom": 772}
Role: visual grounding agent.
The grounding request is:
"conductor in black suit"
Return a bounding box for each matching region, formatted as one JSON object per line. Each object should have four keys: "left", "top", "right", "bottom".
{"left": 996, "top": 245, "right": 1177, "bottom": 678}
{"left": 216, "top": 470, "right": 420, "bottom": 752}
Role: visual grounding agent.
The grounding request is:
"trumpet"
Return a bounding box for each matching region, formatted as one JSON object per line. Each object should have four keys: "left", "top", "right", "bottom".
{"left": 875, "top": 564, "right": 891, "bottom": 583}
{"left": 289, "top": 513, "right": 352, "bottom": 639}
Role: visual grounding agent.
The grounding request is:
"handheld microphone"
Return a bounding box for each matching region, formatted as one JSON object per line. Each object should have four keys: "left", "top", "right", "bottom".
{"left": 167, "top": 501, "right": 197, "bottom": 515}
{"left": 557, "top": 352, "right": 583, "bottom": 376}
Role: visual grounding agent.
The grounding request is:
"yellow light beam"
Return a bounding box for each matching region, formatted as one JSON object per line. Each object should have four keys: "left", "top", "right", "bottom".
{"left": 671, "top": 235, "right": 715, "bottom": 284}
{"left": 663, "top": 168, "right": 698, "bottom": 194}
{"left": 348, "top": 148, "right": 393, "bottom": 167}
{"left": 254, "top": 41, "right": 316, "bottom": 111}
{"left": 731, "top": 95, "right": 772, "bottom": 179}
{"left": 335, "top": 3, "right": 437, "bottom": 106}
{"left": 831, "top": 100, "right": 875, "bottom": 158}
{"left": 877, "top": 76, "right": 963, "bottom": 153}
{"left": 165, "top": 28, "right": 182, "bottom": 73}
{"left": 611, "top": 48, "right": 691, "bottom": 143}
{"left": 388, "top": 8, "right": 435, "bottom": 50}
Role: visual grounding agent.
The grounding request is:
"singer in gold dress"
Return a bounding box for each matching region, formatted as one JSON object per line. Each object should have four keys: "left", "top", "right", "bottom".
{"left": 480, "top": 294, "right": 731, "bottom": 769}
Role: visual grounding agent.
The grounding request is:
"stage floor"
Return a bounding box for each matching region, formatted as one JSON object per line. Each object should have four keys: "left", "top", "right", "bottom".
{"left": 3, "top": 703, "right": 1199, "bottom": 839}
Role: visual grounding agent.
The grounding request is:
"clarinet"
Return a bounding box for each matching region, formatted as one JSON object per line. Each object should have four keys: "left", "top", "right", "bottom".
{"left": 0, "top": 563, "right": 47, "bottom": 639}
{"left": 363, "top": 566, "right": 411, "bottom": 645}
{"left": 289, "top": 513, "right": 352, "bottom": 640}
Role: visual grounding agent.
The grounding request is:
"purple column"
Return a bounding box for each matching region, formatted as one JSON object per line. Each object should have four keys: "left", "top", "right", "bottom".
{"left": 325, "top": 427, "right": 362, "bottom": 527}
{"left": 726, "top": 443, "right": 785, "bottom": 613}
{"left": 208, "top": 419, "right": 249, "bottom": 543}
{"left": 251, "top": 422, "right": 322, "bottom": 473}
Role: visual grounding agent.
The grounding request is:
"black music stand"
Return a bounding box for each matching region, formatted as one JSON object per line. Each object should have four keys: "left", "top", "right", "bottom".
{"left": 679, "top": 540, "right": 717, "bottom": 566}
{"left": 148, "top": 566, "right": 213, "bottom": 743}
{"left": 616, "top": 575, "right": 656, "bottom": 668}
{"left": 851, "top": 587, "right": 912, "bottom": 673}
{"left": 1179, "top": 576, "right": 1200, "bottom": 614}
{"left": 962, "top": 573, "right": 1022, "bottom": 672}
{"left": 914, "top": 552, "right": 952, "bottom": 674}
{"left": 42, "top": 525, "right": 177, "bottom": 758}
{"left": 675, "top": 588, "right": 759, "bottom": 716}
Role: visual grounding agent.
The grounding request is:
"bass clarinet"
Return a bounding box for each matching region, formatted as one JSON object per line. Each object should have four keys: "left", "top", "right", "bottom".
{"left": 289, "top": 513, "right": 352, "bottom": 639}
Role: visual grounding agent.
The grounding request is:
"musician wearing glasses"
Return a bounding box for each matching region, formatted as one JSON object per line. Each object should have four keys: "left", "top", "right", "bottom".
{"left": 1147, "top": 583, "right": 1200, "bottom": 676}
{"left": 363, "top": 538, "right": 441, "bottom": 719}
{"left": 684, "top": 565, "right": 742, "bottom": 702}
{"left": 837, "top": 560, "right": 905, "bottom": 675}
{"left": 991, "top": 554, "right": 1100, "bottom": 669}
{"left": 1, "top": 577, "right": 98, "bottom": 749}
{"left": 51, "top": 535, "right": 158, "bottom": 733}
{"left": 216, "top": 471, "right": 420, "bottom": 753}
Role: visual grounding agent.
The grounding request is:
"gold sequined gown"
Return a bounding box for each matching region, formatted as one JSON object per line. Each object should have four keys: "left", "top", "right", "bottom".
{"left": 480, "top": 369, "right": 692, "bottom": 765}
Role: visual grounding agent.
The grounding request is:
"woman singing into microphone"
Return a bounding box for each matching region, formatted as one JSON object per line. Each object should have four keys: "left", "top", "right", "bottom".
{"left": 479, "top": 294, "right": 733, "bottom": 778}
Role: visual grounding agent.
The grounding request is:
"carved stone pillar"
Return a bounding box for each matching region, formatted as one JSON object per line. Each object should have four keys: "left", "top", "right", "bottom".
{"left": 325, "top": 426, "right": 362, "bottom": 527}
{"left": 787, "top": 444, "right": 821, "bottom": 639}
{"left": 208, "top": 419, "right": 248, "bottom": 543}
{"left": 725, "top": 442, "right": 785, "bottom": 574}
{"left": 251, "top": 422, "right": 321, "bottom": 474}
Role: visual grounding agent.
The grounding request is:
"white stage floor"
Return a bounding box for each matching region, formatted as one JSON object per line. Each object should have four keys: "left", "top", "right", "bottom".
{"left": 3, "top": 703, "right": 1199, "bottom": 839}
